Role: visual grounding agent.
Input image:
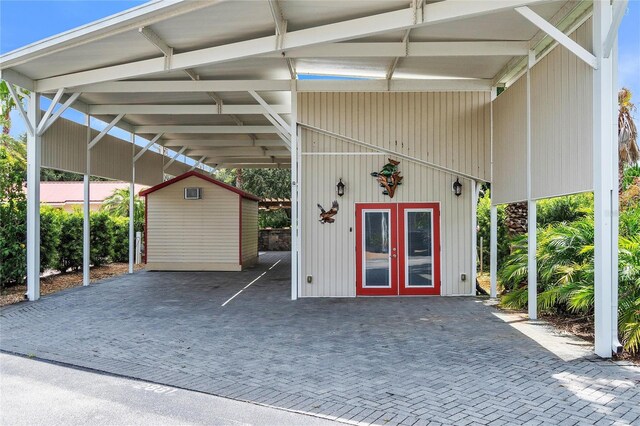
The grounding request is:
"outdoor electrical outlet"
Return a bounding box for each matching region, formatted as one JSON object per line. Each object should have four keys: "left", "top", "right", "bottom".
{"left": 307, "top": 275, "right": 313, "bottom": 284}
{"left": 460, "top": 273, "right": 467, "bottom": 282}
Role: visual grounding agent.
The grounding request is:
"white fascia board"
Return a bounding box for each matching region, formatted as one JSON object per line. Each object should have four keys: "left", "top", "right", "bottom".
{"left": 35, "top": 0, "right": 547, "bottom": 92}
{"left": 0, "top": 0, "right": 217, "bottom": 69}
{"left": 68, "top": 80, "right": 291, "bottom": 93}
{"left": 88, "top": 104, "right": 290, "bottom": 115}
{"left": 297, "top": 79, "right": 492, "bottom": 92}
{"left": 270, "top": 41, "right": 530, "bottom": 58}
{"left": 133, "top": 125, "right": 277, "bottom": 134}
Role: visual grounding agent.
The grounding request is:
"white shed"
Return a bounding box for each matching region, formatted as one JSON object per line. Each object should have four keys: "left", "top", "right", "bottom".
{"left": 140, "top": 171, "right": 260, "bottom": 271}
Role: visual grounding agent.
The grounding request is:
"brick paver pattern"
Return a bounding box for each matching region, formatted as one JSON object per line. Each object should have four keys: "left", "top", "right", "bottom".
{"left": 1, "top": 252, "right": 639, "bottom": 425}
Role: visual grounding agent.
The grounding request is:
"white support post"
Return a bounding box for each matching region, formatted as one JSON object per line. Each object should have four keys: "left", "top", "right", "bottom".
{"left": 593, "top": 0, "right": 620, "bottom": 357}
{"left": 526, "top": 50, "right": 537, "bottom": 320}
{"left": 26, "top": 93, "right": 41, "bottom": 301}
{"left": 490, "top": 205, "right": 498, "bottom": 299}
{"left": 83, "top": 114, "right": 91, "bottom": 286}
{"left": 470, "top": 180, "right": 479, "bottom": 296}
{"left": 129, "top": 133, "right": 136, "bottom": 274}
{"left": 290, "top": 81, "right": 299, "bottom": 301}
{"left": 528, "top": 200, "right": 537, "bottom": 319}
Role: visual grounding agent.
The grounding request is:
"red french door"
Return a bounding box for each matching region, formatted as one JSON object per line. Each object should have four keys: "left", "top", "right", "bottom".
{"left": 356, "top": 203, "right": 440, "bottom": 296}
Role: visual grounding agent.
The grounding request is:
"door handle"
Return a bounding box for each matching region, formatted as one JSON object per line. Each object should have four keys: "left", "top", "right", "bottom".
{"left": 392, "top": 254, "right": 397, "bottom": 258}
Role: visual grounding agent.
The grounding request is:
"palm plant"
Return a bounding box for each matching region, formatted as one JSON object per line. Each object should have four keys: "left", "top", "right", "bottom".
{"left": 101, "top": 187, "right": 145, "bottom": 225}
{"left": 618, "top": 88, "right": 639, "bottom": 191}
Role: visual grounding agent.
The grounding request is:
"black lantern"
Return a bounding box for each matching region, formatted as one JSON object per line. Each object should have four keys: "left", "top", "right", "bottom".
{"left": 336, "top": 178, "right": 345, "bottom": 197}
{"left": 452, "top": 178, "right": 462, "bottom": 197}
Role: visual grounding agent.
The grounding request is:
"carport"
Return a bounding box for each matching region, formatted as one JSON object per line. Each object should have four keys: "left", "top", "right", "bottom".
{"left": 1, "top": 252, "right": 639, "bottom": 424}
{"left": 0, "top": 0, "right": 626, "bottom": 358}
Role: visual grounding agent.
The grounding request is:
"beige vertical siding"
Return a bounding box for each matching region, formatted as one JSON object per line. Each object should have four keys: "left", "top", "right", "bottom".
{"left": 492, "top": 75, "right": 528, "bottom": 205}
{"left": 146, "top": 176, "right": 240, "bottom": 271}
{"left": 299, "top": 91, "right": 490, "bottom": 297}
{"left": 241, "top": 198, "right": 259, "bottom": 267}
{"left": 531, "top": 19, "right": 593, "bottom": 199}
{"left": 41, "top": 117, "right": 190, "bottom": 185}
{"left": 492, "top": 19, "right": 594, "bottom": 205}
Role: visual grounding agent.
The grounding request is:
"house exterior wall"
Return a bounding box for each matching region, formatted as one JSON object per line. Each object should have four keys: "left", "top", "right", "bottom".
{"left": 241, "top": 198, "right": 259, "bottom": 267}
{"left": 492, "top": 19, "right": 593, "bottom": 205}
{"left": 298, "top": 91, "right": 491, "bottom": 297}
{"left": 146, "top": 175, "right": 240, "bottom": 271}
{"left": 41, "top": 117, "right": 190, "bottom": 185}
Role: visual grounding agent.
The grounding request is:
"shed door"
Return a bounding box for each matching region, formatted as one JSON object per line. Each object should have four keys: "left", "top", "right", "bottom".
{"left": 356, "top": 203, "right": 440, "bottom": 296}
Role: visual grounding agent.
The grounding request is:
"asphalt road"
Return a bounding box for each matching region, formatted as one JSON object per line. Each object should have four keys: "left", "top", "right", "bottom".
{"left": 0, "top": 353, "right": 340, "bottom": 426}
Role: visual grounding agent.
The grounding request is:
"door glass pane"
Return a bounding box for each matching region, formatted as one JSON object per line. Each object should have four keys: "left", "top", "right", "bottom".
{"left": 363, "top": 211, "right": 390, "bottom": 287}
{"left": 406, "top": 210, "right": 433, "bottom": 287}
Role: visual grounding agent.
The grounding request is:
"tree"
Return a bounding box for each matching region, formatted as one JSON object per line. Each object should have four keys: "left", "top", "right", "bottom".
{"left": 618, "top": 88, "right": 639, "bottom": 191}
{"left": 101, "top": 187, "right": 145, "bottom": 226}
{"left": 0, "top": 81, "right": 27, "bottom": 136}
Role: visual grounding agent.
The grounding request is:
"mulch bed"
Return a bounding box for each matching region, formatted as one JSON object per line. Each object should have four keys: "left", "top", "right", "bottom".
{"left": 0, "top": 263, "right": 144, "bottom": 307}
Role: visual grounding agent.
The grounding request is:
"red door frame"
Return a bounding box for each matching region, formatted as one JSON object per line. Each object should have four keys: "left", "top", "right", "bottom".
{"left": 398, "top": 203, "right": 441, "bottom": 296}
{"left": 355, "top": 204, "right": 398, "bottom": 296}
{"left": 356, "top": 202, "right": 441, "bottom": 296}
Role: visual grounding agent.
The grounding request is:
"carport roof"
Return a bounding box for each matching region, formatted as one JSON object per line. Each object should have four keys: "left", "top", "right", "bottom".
{"left": 140, "top": 170, "right": 261, "bottom": 201}
{"left": 0, "top": 0, "right": 593, "bottom": 169}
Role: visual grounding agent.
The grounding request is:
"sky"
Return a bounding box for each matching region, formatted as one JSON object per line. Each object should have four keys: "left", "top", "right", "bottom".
{"left": 1, "top": 0, "right": 639, "bottom": 141}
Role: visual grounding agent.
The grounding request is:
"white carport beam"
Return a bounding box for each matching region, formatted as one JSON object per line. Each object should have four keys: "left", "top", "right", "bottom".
{"left": 133, "top": 133, "right": 163, "bottom": 162}
{"left": 88, "top": 113, "right": 125, "bottom": 149}
{"left": 189, "top": 156, "right": 206, "bottom": 171}
{"left": 163, "top": 139, "right": 285, "bottom": 148}
{"left": 515, "top": 7, "right": 598, "bottom": 69}
{"left": 37, "top": 92, "right": 82, "bottom": 136}
{"left": 215, "top": 163, "right": 291, "bottom": 169}
{"left": 249, "top": 90, "right": 291, "bottom": 134}
{"left": 139, "top": 26, "right": 172, "bottom": 57}
{"left": 133, "top": 125, "right": 277, "bottom": 134}
{"left": 603, "top": 0, "right": 628, "bottom": 58}
{"left": 6, "top": 83, "right": 34, "bottom": 136}
{"left": 89, "top": 104, "right": 290, "bottom": 115}
{"left": 163, "top": 146, "right": 187, "bottom": 170}
{"left": 275, "top": 41, "right": 530, "bottom": 58}
{"left": 36, "top": 0, "right": 549, "bottom": 91}
{"left": 36, "top": 88, "right": 65, "bottom": 135}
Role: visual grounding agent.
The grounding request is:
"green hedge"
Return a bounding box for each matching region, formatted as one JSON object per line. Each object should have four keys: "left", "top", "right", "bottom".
{"left": 1, "top": 206, "right": 143, "bottom": 287}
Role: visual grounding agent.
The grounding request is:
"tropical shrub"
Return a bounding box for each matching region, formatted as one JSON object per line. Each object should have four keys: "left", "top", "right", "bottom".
{"left": 55, "top": 211, "right": 84, "bottom": 272}
{"left": 111, "top": 216, "right": 130, "bottom": 263}
{"left": 476, "top": 190, "right": 508, "bottom": 271}
{"left": 498, "top": 186, "right": 640, "bottom": 353}
{"left": 90, "top": 211, "right": 114, "bottom": 266}
{"left": 0, "top": 143, "right": 27, "bottom": 287}
{"left": 40, "top": 207, "right": 62, "bottom": 271}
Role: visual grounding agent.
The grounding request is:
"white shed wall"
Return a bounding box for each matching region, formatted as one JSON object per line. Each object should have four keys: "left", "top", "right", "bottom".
{"left": 146, "top": 176, "right": 240, "bottom": 271}
{"left": 299, "top": 91, "right": 491, "bottom": 297}
{"left": 241, "top": 198, "right": 259, "bottom": 267}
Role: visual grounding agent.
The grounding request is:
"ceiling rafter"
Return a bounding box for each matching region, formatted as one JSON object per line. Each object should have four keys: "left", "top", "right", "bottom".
{"left": 34, "top": 0, "right": 549, "bottom": 92}
{"left": 268, "top": 0, "right": 296, "bottom": 79}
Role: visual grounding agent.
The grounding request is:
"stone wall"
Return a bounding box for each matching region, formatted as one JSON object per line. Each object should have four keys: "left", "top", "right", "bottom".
{"left": 259, "top": 228, "right": 291, "bottom": 251}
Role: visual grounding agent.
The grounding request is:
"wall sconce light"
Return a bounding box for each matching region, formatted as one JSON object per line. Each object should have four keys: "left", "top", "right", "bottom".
{"left": 452, "top": 178, "right": 462, "bottom": 197}
{"left": 336, "top": 178, "right": 346, "bottom": 197}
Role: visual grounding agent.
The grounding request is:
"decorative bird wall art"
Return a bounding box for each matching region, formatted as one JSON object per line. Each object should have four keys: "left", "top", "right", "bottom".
{"left": 371, "top": 158, "right": 403, "bottom": 198}
{"left": 317, "top": 200, "right": 339, "bottom": 224}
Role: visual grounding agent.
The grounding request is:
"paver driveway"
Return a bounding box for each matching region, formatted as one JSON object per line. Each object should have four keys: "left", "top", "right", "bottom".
{"left": 1, "top": 252, "right": 639, "bottom": 425}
